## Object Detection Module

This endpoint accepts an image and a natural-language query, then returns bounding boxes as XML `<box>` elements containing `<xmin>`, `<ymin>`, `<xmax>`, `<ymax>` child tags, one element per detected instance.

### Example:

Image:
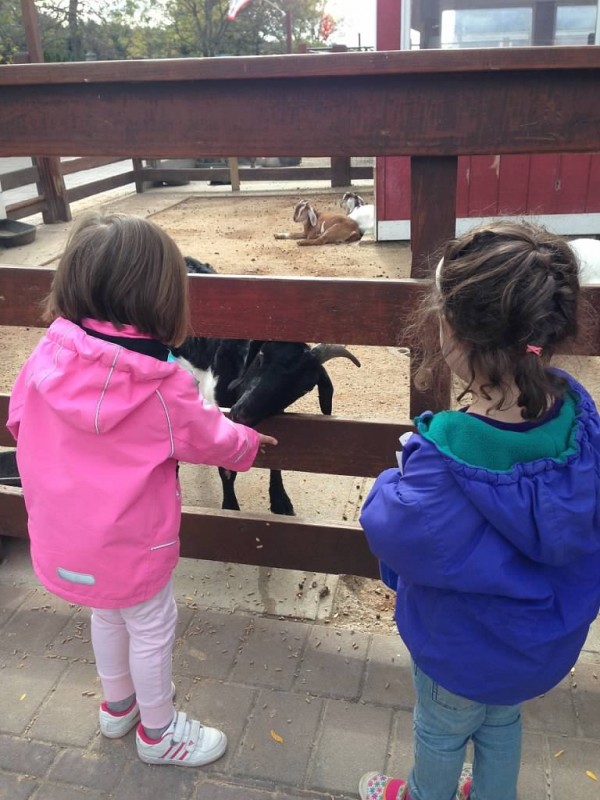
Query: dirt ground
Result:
<box><xmin>3</xmin><ymin>189</ymin><xmax>600</xmax><ymax>633</ymax></box>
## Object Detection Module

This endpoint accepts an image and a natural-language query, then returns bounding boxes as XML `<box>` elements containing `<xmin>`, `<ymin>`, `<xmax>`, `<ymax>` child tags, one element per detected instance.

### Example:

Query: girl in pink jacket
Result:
<box><xmin>7</xmin><ymin>212</ymin><xmax>276</xmax><ymax>767</ymax></box>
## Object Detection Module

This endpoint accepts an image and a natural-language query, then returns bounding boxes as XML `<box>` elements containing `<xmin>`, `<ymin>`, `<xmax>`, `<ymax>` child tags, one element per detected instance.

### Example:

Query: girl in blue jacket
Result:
<box><xmin>359</xmin><ymin>221</ymin><xmax>600</xmax><ymax>800</ymax></box>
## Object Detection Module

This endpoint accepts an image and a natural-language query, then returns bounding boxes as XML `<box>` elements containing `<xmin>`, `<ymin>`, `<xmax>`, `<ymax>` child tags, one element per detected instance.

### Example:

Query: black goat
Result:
<box><xmin>172</xmin><ymin>256</ymin><xmax>361</xmax><ymax>515</ymax></box>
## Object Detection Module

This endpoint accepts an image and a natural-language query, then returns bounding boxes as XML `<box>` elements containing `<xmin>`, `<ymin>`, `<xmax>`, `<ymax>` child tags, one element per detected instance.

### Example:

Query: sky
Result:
<box><xmin>324</xmin><ymin>0</ymin><xmax>377</xmax><ymax>49</ymax></box>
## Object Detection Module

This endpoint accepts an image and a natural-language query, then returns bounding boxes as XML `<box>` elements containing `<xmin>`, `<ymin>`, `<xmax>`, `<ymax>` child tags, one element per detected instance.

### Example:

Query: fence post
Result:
<box><xmin>408</xmin><ymin>156</ymin><xmax>457</xmax><ymax>416</ymax></box>
<box><xmin>227</xmin><ymin>158</ymin><xmax>241</xmax><ymax>192</ymax></box>
<box><xmin>20</xmin><ymin>0</ymin><xmax>71</xmax><ymax>223</ymax></box>
<box><xmin>132</xmin><ymin>158</ymin><xmax>153</xmax><ymax>193</ymax></box>
<box><xmin>330</xmin><ymin>157</ymin><xmax>352</xmax><ymax>187</ymax></box>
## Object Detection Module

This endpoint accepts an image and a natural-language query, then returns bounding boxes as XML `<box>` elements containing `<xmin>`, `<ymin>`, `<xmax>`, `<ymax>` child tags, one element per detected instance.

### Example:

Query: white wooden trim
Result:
<box><xmin>400</xmin><ymin>0</ymin><xmax>412</xmax><ymax>51</ymax></box>
<box><xmin>377</xmin><ymin>219</ymin><xmax>411</xmax><ymax>240</ymax></box>
<box><xmin>378</xmin><ymin>214</ymin><xmax>600</xmax><ymax>242</ymax></box>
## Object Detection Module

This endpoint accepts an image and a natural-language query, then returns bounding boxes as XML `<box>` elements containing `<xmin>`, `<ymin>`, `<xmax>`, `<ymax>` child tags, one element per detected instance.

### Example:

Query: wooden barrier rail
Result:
<box><xmin>3</xmin><ymin>47</ymin><xmax>597</xmax><ymax>272</ymax></box>
<box><xmin>0</xmin><ymin>47</ymin><xmax>599</xmax><ymax>575</ymax></box>
<box><xmin>3</xmin><ymin>156</ymin><xmax>371</xmax><ymax>220</ymax></box>
<box><xmin>3</xmin><ymin>157</ymin><xmax>134</xmax><ymax>222</ymax></box>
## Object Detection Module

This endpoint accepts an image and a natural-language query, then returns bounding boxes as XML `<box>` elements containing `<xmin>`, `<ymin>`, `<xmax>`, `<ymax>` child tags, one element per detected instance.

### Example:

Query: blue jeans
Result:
<box><xmin>407</xmin><ymin>664</ymin><xmax>521</xmax><ymax>800</ymax></box>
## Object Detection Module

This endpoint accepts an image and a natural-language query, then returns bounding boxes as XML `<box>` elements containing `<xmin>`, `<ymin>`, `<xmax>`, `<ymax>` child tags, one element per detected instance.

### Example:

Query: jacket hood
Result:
<box><xmin>414</xmin><ymin>372</ymin><xmax>600</xmax><ymax>567</ymax></box>
<box><xmin>32</xmin><ymin>318</ymin><xmax>180</xmax><ymax>434</ymax></box>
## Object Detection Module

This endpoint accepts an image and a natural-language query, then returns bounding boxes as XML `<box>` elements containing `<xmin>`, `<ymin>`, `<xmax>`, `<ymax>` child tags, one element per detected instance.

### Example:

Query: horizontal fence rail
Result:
<box><xmin>2</xmin><ymin>268</ymin><xmax>600</xmax><ymax>352</ymax></box>
<box><xmin>1</xmin><ymin>49</ymin><xmax>599</xmax><ymax>159</ymax></box>
<box><xmin>3</xmin><ymin>157</ymin><xmax>135</xmax><ymax>221</ymax></box>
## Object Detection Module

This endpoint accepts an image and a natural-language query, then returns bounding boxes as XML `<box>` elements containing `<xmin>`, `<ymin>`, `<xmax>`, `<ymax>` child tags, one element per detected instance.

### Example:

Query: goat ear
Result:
<box><xmin>316</xmin><ymin>367</ymin><xmax>334</xmax><ymax>415</ymax></box>
<box><xmin>308</xmin><ymin>207</ymin><xmax>317</xmax><ymax>227</ymax></box>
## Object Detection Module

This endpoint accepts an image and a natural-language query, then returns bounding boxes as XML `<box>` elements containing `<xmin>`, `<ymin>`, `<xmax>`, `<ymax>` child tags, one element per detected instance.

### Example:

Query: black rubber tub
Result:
<box><xmin>0</xmin><ymin>219</ymin><xmax>37</xmax><ymax>248</ymax></box>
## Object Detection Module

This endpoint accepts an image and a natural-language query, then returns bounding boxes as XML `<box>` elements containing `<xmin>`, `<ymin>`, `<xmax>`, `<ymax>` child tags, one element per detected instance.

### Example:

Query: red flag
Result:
<box><xmin>227</xmin><ymin>0</ymin><xmax>253</xmax><ymax>20</ymax></box>
<box><xmin>319</xmin><ymin>13</ymin><xmax>336</xmax><ymax>41</ymax></box>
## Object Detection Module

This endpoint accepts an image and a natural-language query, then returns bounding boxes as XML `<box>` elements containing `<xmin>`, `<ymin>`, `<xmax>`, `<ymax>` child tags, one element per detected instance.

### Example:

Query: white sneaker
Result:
<box><xmin>99</xmin><ymin>682</ymin><xmax>176</xmax><ymax>739</ymax></box>
<box><xmin>136</xmin><ymin>711</ymin><xmax>227</xmax><ymax>767</ymax></box>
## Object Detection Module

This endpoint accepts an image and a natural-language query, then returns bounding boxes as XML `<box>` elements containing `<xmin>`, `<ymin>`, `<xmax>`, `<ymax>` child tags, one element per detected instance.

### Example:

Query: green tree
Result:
<box><xmin>0</xmin><ymin>0</ymin><xmax>333</xmax><ymax>63</ymax></box>
<box><xmin>162</xmin><ymin>0</ymin><xmax>328</xmax><ymax>57</ymax></box>
<box><xmin>0</xmin><ymin>0</ymin><xmax>28</xmax><ymax>62</ymax></box>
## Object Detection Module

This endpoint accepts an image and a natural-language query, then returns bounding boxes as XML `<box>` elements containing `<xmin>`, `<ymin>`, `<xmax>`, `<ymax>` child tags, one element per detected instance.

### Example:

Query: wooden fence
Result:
<box><xmin>0</xmin><ymin>47</ymin><xmax>599</xmax><ymax>576</ymax></box>
<box><xmin>3</xmin><ymin>156</ymin><xmax>371</xmax><ymax>221</ymax></box>
<box><xmin>3</xmin><ymin>156</ymin><xmax>134</xmax><ymax>221</ymax></box>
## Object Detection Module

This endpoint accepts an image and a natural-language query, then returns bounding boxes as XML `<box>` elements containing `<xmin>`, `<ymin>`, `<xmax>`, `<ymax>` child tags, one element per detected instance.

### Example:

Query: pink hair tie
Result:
<box><xmin>526</xmin><ymin>344</ymin><xmax>543</xmax><ymax>356</ymax></box>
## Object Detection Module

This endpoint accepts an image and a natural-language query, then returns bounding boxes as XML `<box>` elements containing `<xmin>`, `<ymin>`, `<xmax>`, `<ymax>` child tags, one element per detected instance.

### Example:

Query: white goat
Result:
<box><xmin>569</xmin><ymin>238</ymin><xmax>600</xmax><ymax>284</ymax></box>
<box><xmin>274</xmin><ymin>200</ymin><xmax>361</xmax><ymax>246</ymax></box>
<box><xmin>340</xmin><ymin>192</ymin><xmax>375</xmax><ymax>236</ymax></box>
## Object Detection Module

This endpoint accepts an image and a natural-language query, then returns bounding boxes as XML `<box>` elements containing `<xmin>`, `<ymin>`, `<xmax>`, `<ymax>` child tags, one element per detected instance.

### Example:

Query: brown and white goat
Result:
<box><xmin>274</xmin><ymin>200</ymin><xmax>361</xmax><ymax>246</ymax></box>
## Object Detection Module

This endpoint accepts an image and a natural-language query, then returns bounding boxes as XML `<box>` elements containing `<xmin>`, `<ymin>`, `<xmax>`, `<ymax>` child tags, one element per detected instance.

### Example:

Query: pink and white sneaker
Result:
<box><xmin>99</xmin><ymin>697</ymin><xmax>141</xmax><ymax>739</ymax></box>
<box><xmin>359</xmin><ymin>772</ymin><xmax>409</xmax><ymax>800</ymax></box>
<box><xmin>456</xmin><ymin>765</ymin><xmax>473</xmax><ymax>800</ymax></box>
<box><xmin>99</xmin><ymin>682</ymin><xmax>176</xmax><ymax>739</ymax></box>
<box><xmin>136</xmin><ymin>711</ymin><xmax>227</xmax><ymax>767</ymax></box>
<box><xmin>358</xmin><ymin>766</ymin><xmax>473</xmax><ymax>800</ymax></box>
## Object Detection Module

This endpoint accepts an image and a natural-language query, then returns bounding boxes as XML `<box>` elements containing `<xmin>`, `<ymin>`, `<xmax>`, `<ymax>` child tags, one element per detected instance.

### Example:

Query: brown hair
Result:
<box><xmin>412</xmin><ymin>220</ymin><xmax>580</xmax><ymax>419</ymax></box>
<box><xmin>44</xmin><ymin>213</ymin><xmax>190</xmax><ymax>346</ymax></box>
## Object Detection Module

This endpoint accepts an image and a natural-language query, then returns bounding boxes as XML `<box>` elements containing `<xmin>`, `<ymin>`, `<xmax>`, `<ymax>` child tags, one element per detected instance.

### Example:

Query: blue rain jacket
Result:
<box><xmin>360</xmin><ymin>371</ymin><xmax>600</xmax><ymax>704</ymax></box>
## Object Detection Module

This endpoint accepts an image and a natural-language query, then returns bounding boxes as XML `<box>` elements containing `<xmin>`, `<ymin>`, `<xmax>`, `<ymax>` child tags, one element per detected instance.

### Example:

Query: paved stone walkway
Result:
<box><xmin>0</xmin><ymin>537</ymin><xmax>599</xmax><ymax>800</ymax></box>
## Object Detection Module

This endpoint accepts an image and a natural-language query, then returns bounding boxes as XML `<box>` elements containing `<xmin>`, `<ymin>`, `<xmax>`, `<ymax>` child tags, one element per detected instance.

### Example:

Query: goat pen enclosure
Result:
<box><xmin>0</xmin><ymin>48</ymin><xmax>600</xmax><ymax>578</ymax></box>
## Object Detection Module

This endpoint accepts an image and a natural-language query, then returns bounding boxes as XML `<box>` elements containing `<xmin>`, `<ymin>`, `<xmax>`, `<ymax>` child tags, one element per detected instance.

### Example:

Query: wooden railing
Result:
<box><xmin>133</xmin><ymin>157</ymin><xmax>371</xmax><ymax>193</ymax></box>
<box><xmin>2</xmin><ymin>156</ymin><xmax>370</xmax><ymax>220</ymax></box>
<box><xmin>3</xmin><ymin>157</ymin><xmax>135</xmax><ymax>221</ymax></box>
<box><xmin>0</xmin><ymin>47</ymin><xmax>599</xmax><ymax>575</ymax></box>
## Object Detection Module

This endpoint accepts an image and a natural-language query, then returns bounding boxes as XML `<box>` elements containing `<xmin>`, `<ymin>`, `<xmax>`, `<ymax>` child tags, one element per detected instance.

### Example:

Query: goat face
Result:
<box><xmin>227</xmin><ymin>342</ymin><xmax>331</xmax><ymax>427</ymax></box>
<box><xmin>228</xmin><ymin>342</ymin><xmax>361</xmax><ymax>426</ymax></box>
<box><xmin>340</xmin><ymin>192</ymin><xmax>365</xmax><ymax>214</ymax></box>
<box><xmin>293</xmin><ymin>201</ymin><xmax>317</xmax><ymax>228</ymax></box>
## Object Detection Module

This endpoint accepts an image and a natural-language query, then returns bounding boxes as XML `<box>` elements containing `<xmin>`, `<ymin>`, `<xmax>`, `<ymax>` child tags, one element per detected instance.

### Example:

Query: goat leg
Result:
<box><xmin>219</xmin><ymin>466</ymin><xmax>241</xmax><ymax>511</ymax></box>
<box><xmin>269</xmin><ymin>470</ymin><xmax>295</xmax><ymax>516</ymax></box>
<box><xmin>274</xmin><ymin>231</ymin><xmax>305</xmax><ymax>240</ymax></box>
<box><xmin>297</xmin><ymin>223</ymin><xmax>361</xmax><ymax>246</ymax></box>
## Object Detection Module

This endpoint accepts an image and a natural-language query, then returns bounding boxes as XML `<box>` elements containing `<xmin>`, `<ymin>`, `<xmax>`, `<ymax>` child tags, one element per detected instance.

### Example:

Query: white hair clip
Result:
<box><xmin>435</xmin><ymin>257</ymin><xmax>444</xmax><ymax>290</ymax></box>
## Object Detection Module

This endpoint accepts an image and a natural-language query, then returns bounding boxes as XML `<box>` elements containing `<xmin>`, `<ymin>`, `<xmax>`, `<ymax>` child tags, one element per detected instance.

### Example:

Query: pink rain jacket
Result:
<box><xmin>7</xmin><ymin>317</ymin><xmax>260</xmax><ymax>609</ymax></box>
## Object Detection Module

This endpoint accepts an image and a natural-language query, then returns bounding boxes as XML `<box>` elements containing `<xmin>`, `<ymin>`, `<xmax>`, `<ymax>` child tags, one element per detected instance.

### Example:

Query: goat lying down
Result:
<box><xmin>340</xmin><ymin>192</ymin><xmax>375</xmax><ymax>237</ymax></box>
<box><xmin>173</xmin><ymin>257</ymin><xmax>361</xmax><ymax>515</ymax></box>
<box><xmin>274</xmin><ymin>200</ymin><xmax>361</xmax><ymax>246</ymax></box>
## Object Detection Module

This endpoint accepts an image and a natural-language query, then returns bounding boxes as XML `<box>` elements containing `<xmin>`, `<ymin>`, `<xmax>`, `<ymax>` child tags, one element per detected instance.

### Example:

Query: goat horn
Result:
<box><xmin>311</xmin><ymin>344</ymin><xmax>361</xmax><ymax>367</ymax></box>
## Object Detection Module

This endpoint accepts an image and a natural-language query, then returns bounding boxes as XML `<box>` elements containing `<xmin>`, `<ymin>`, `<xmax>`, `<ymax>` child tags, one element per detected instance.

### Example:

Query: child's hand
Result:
<box><xmin>258</xmin><ymin>433</ymin><xmax>278</xmax><ymax>450</ymax></box>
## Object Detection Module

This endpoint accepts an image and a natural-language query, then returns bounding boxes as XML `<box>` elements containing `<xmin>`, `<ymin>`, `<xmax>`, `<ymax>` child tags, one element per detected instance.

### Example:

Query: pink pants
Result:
<box><xmin>91</xmin><ymin>579</ymin><xmax>177</xmax><ymax>729</ymax></box>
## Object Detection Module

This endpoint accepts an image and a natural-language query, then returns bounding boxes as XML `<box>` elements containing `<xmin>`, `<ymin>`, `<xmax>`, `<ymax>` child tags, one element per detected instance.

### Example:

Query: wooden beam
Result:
<box><xmin>0</xmin><ymin>267</ymin><xmax>428</xmax><ymax>345</ymax></box>
<box><xmin>330</xmin><ymin>157</ymin><xmax>352</xmax><ymax>187</ymax></box>
<box><xmin>19</xmin><ymin>0</ymin><xmax>71</xmax><ymax>223</ymax></box>
<box><xmin>227</xmin><ymin>157</ymin><xmax>240</xmax><ymax>192</ymax></box>
<box><xmin>0</xmin><ymin>394</ymin><xmax>412</xmax><ymax>474</ymax></box>
<box><xmin>2</xmin><ymin>267</ymin><xmax>600</xmax><ymax>353</ymax></box>
<box><xmin>66</xmin><ymin>171</ymin><xmax>135</xmax><ymax>203</ymax></box>
<box><xmin>409</xmin><ymin>156</ymin><xmax>457</xmax><ymax>414</ymax></box>
<box><xmin>60</xmin><ymin>156</ymin><xmax>129</xmax><ymax>175</ymax></box>
<box><xmin>179</xmin><ymin>505</ymin><xmax>380</xmax><ymax>578</ymax></box>
<box><xmin>0</xmin><ymin>488</ymin><xmax>380</xmax><ymax>578</ymax></box>
<box><xmin>1</xmin><ymin>50</ymin><xmax>598</xmax><ymax>159</ymax></box>
<box><xmin>20</xmin><ymin>0</ymin><xmax>43</xmax><ymax>62</ymax></box>
<box><xmin>410</xmin><ymin>156</ymin><xmax>457</xmax><ymax>278</ymax></box>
